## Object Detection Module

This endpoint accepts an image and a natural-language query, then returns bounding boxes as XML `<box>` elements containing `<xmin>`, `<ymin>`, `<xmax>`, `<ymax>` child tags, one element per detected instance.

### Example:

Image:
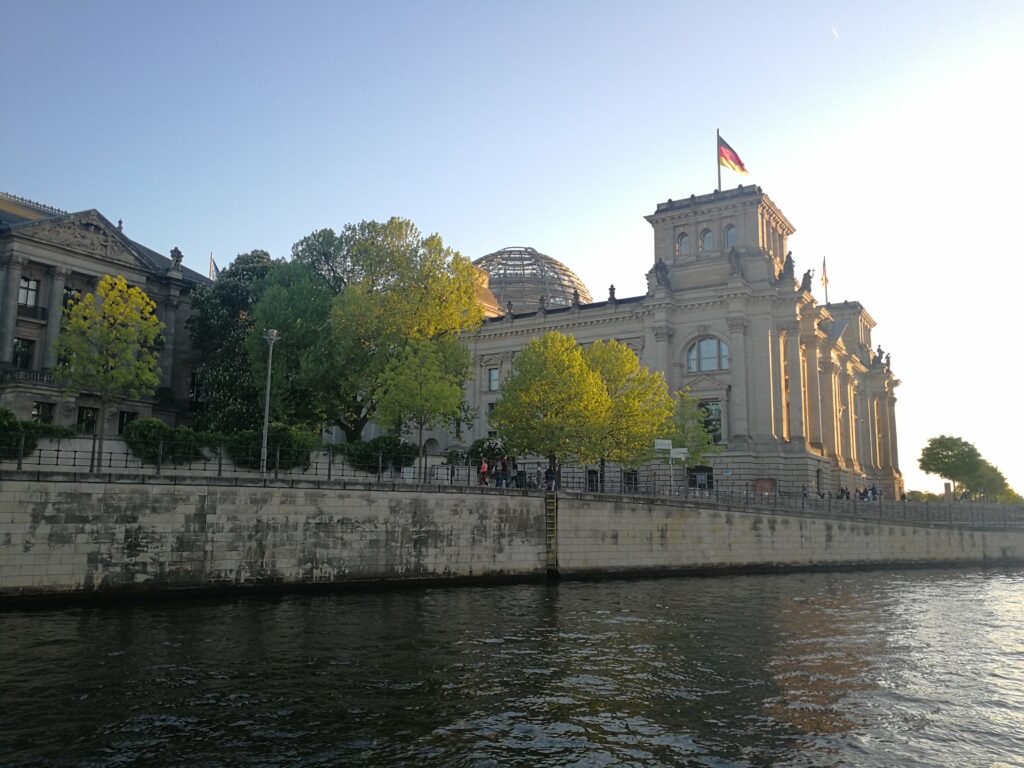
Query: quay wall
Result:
<box><xmin>1</xmin><ymin>475</ymin><xmax>1023</xmax><ymax>598</ymax></box>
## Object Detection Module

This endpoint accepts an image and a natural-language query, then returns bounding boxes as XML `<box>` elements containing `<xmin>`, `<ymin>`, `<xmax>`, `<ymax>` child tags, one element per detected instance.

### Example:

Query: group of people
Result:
<box><xmin>478</xmin><ymin>457</ymin><xmax>557</xmax><ymax>491</ymax></box>
<box><xmin>803</xmin><ymin>484</ymin><xmax>885</xmax><ymax>501</ymax></box>
<box><xmin>478</xmin><ymin>456</ymin><xmax>514</xmax><ymax>487</ymax></box>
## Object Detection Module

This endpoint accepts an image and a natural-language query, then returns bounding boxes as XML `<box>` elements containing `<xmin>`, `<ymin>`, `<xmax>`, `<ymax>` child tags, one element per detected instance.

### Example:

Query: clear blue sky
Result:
<box><xmin>4</xmin><ymin>0</ymin><xmax>1022</xmax><ymax>493</ymax></box>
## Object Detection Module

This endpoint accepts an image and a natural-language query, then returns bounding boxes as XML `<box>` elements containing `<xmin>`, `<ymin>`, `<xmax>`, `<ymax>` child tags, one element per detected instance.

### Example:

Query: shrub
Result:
<box><xmin>0</xmin><ymin>408</ymin><xmax>75</xmax><ymax>460</ymax></box>
<box><xmin>122</xmin><ymin>418</ymin><xmax>206</xmax><ymax>465</ymax></box>
<box><xmin>336</xmin><ymin>435</ymin><xmax>418</xmax><ymax>473</ymax></box>
<box><xmin>225</xmin><ymin>423</ymin><xmax>316</xmax><ymax>470</ymax></box>
<box><xmin>467</xmin><ymin>436</ymin><xmax>506</xmax><ymax>467</ymax></box>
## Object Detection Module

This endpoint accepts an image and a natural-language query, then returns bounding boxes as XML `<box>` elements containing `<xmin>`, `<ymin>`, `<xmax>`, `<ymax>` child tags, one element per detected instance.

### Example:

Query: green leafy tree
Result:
<box><xmin>254</xmin><ymin>218</ymin><xmax>483</xmax><ymax>441</ymax></box>
<box><xmin>374</xmin><ymin>337</ymin><xmax>470</xmax><ymax>478</ymax></box>
<box><xmin>663</xmin><ymin>387</ymin><xmax>722</xmax><ymax>468</ymax></box>
<box><xmin>187</xmin><ymin>250</ymin><xmax>280</xmax><ymax>433</ymax></box>
<box><xmin>919</xmin><ymin>434</ymin><xmax>1019</xmax><ymax>500</ymax></box>
<box><xmin>490</xmin><ymin>332</ymin><xmax>611</xmax><ymax>471</ymax></box>
<box><xmin>53</xmin><ymin>274</ymin><xmax>164</xmax><ymax>466</ymax></box>
<box><xmin>584</xmin><ymin>339</ymin><xmax>675</xmax><ymax>488</ymax></box>
<box><xmin>919</xmin><ymin>435</ymin><xmax>982</xmax><ymax>495</ymax></box>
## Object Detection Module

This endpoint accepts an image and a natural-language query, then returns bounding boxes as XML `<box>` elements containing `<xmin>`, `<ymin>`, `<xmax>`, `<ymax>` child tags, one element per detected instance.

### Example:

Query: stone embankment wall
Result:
<box><xmin>1</xmin><ymin>474</ymin><xmax>1022</xmax><ymax>598</ymax></box>
<box><xmin>555</xmin><ymin>496</ymin><xmax>1024</xmax><ymax>574</ymax></box>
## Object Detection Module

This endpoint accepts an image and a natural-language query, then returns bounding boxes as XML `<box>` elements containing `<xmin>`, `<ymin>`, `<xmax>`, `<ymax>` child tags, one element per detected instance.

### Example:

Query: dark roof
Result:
<box><xmin>0</xmin><ymin>192</ymin><xmax>209</xmax><ymax>285</ymax></box>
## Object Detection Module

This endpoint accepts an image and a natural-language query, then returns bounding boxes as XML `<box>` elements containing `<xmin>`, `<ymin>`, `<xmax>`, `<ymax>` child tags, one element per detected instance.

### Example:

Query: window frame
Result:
<box><xmin>686</xmin><ymin>336</ymin><xmax>730</xmax><ymax>372</ymax></box>
<box><xmin>18</xmin><ymin>277</ymin><xmax>39</xmax><ymax>307</ymax></box>
<box><xmin>12</xmin><ymin>338</ymin><xmax>35</xmax><ymax>370</ymax></box>
<box><xmin>487</xmin><ymin>367</ymin><xmax>500</xmax><ymax>391</ymax></box>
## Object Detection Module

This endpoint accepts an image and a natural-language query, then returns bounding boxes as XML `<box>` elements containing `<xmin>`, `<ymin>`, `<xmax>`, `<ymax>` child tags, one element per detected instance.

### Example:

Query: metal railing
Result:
<box><xmin>2</xmin><ymin>435</ymin><xmax>1022</xmax><ymax>528</ymax></box>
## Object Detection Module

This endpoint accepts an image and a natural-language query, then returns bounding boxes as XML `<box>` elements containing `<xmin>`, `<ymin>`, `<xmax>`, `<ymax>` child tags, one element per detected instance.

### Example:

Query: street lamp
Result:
<box><xmin>259</xmin><ymin>329</ymin><xmax>280</xmax><ymax>478</ymax></box>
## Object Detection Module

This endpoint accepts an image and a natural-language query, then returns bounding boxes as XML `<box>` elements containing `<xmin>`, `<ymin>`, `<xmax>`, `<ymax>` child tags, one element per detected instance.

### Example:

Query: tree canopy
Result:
<box><xmin>584</xmin><ymin>339</ymin><xmax>675</xmax><ymax>467</ymax></box>
<box><xmin>490</xmin><ymin>332</ymin><xmax>611</xmax><ymax>468</ymax></box>
<box><xmin>374</xmin><ymin>337</ymin><xmax>470</xmax><ymax>477</ymax></box>
<box><xmin>256</xmin><ymin>217</ymin><xmax>482</xmax><ymax>440</ymax></box>
<box><xmin>54</xmin><ymin>274</ymin><xmax>164</xmax><ymax>457</ymax></box>
<box><xmin>919</xmin><ymin>435</ymin><xmax>1017</xmax><ymax>500</ymax></box>
<box><xmin>187</xmin><ymin>250</ymin><xmax>280</xmax><ymax>433</ymax></box>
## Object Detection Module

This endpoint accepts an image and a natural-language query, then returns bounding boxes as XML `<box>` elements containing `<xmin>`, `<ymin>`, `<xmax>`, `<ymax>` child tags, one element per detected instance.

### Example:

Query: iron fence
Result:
<box><xmin>1</xmin><ymin>434</ymin><xmax>1022</xmax><ymax>529</ymax></box>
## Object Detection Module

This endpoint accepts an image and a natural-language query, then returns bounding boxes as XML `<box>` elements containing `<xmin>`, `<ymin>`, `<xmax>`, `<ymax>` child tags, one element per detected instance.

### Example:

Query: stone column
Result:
<box><xmin>803</xmin><ymin>339</ymin><xmax>823</xmax><ymax>448</ymax></box>
<box><xmin>771</xmin><ymin>327</ymin><xmax>786</xmax><ymax>439</ymax></box>
<box><xmin>820</xmin><ymin>359</ymin><xmax>838</xmax><ymax>458</ymax></box>
<box><xmin>886</xmin><ymin>391</ymin><xmax>900</xmax><ymax>471</ymax></box>
<box><xmin>653</xmin><ymin>325</ymin><xmax>674</xmax><ymax>389</ymax></box>
<box><xmin>43</xmin><ymin>267</ymin><xmax>69</xmax><ymax>369</ymax></box>
<box><xmin>749</xmin><ymin>315</ymin><xmax>776</xmax><ymax>439</ymax></box>
<box><xmin>0</xmin><ymin>255</ymin><xmax>25</xmax><ymax>366</ymax></box>
<box><xmin>837</xmin><ymin>365</ymin><xmax>854</xmax><ymax>463</ymax></box>
<box><xmin>159</xmin><ymin>298</ymin><xmax>179</xmax><ymax>388</ymax></box>
<box><xmin>782</xmin><ymin>322</ymin><xmax>806</xmax><ymax>444</ymax></box>
<box><xmin>727</xmin><ymin>317</ymin><xmax>749</xmax><ymax>438</ymax></box>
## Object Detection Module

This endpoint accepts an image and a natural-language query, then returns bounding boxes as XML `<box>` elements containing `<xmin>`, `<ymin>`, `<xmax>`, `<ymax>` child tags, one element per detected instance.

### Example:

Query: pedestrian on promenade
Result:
<box><xmin>479</xmin><ymin>458</ymin><xmax>489</xmax><ymax>486</ymax></box>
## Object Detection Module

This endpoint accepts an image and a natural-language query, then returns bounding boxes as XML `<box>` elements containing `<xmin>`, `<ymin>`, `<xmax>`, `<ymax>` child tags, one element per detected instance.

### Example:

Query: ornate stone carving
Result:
<box><xmin>727</xmin><ymin>316</ymin><xmax>748</xmax><ymax>333</ymax></box>
<box><xmin>25</xmin><ymin>213</ymin><xmax>138</xmax><ymax>266</ymax></box>
<box><xmin>652</xmin><ymin>325</ymin><xmax>674</xmax><ymax>342</ymax></box>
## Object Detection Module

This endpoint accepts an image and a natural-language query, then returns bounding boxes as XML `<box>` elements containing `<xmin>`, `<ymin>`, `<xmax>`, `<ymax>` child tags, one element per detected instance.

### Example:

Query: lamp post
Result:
<box><xmin>259</xmin><ymin>329</ymin><xmax>280</xmax><ymax>478</ymax></box>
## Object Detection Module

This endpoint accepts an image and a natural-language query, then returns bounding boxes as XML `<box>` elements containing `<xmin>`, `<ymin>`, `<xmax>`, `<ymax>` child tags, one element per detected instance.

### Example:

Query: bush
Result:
<box><xmin>0</xmin><ymin>408</ymin><xmax>75</xmax><ymax>460</ymax></box>
<box><xmin>335</xmin><ymin>435</ymin><xmax>418</xmax><ymax>473</ymax></box>
<box><xmin>225</xmin><ymin>423</ymin><xmax>317</xmax><ymax>470</ymax></box>
<box><xmin>122</xmin><ymin>418</ymin><xmax>206</xmax><ymax>465</ymax></box>
<box><xmin>467</xmin><ymin>437</ymin><xmax>506</xmax><ymax>467</ymax></box>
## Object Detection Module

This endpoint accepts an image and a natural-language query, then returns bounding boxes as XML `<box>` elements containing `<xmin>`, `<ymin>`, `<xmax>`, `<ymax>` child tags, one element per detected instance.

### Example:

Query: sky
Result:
<box><xmin>3</xmin><ymin>0</ymin><xmax>1022</xmax><ymax>493</ymax></box>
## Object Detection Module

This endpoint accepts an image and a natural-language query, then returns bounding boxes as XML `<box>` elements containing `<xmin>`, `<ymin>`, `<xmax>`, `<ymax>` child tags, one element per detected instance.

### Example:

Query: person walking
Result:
<box><xmin>479</xmin><ymin>458</ymin><xmax>489</xmax><ymax>486</ymax></box>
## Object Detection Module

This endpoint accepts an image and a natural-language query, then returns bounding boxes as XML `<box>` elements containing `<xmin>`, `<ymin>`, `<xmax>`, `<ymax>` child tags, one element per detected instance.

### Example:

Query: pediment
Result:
<box><xmin>681</xmin><ymin>373</ymin><xmax>728</xmax><ymax>393</ymax></box>
<box><xmin>12</xmin><ymin>211</ymin><xmax>151</xmax><ymax>270</ymax></box>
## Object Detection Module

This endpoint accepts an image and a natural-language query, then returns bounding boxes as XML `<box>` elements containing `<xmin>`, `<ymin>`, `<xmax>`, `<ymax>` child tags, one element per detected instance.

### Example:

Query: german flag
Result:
<box><xmin>718</xmin><ymin>135</ymin><xmax>748</xmax><ymax>175</ymax></box>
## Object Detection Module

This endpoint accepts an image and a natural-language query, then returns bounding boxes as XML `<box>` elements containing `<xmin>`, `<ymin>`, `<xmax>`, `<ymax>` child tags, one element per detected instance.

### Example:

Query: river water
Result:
<box><xmin>2</xmin><ymin>568</ymin><xmax>1023</xmax><ymax>767</ymax></box>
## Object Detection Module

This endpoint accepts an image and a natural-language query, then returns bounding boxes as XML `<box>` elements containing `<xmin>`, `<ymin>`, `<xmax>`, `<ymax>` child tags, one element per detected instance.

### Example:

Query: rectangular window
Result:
<box><xmin>18</xmin><ymin>278</ymin><xmax>39</xmax><ymax>306</ymax></box>
<box><xmin>12</xmin><ymin>338</ymin><xmax>35</xmax><ymax>370</ymax></box>
<box><xmin>701</xmin><ymin>399</ymin><xmax>722</xmax><ymax>444</ymax></box>
<box><xmin>118</xmin><ymin>411</ymin><xmax>139</xmax><ymax>434</ymax></box>
<box><xmin>488</xmin><ymin>367</ymin><xmax>500</xmax><ymax>391</ymax></box>
<box><xmin>76</xmin><ymin>406</ymin><xmax>98</xmax><ymax>435</ymax></box>
<box><xmin>31</xmin><ymin>402</ymin><xmax>55</xmax><ymax>424</ymax></box>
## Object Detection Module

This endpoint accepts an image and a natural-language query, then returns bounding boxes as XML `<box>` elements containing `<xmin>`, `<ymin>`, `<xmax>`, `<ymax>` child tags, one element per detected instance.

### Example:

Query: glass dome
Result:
<box><xmin>473</xmin><ymin>247</ymin><xmax>592</xmax><ymax>314</ymax></box>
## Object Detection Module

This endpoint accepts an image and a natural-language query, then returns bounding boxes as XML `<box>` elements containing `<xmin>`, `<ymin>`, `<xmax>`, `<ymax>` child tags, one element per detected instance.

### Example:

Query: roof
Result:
<box><xmin>0</xmin><ymin>192</ymin><xmax>209</xmax><ymax>285</ymax></box>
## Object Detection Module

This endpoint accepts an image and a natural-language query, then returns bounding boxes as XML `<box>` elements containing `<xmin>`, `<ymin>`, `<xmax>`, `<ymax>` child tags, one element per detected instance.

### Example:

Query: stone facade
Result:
<box><xmin>0</xmin><ymin>192</ymin><xmax>209</xmax><ymax>430</ymax></box>
<box><xmin>462</xmin><ymin>186</ymin><xmax>903</xmax><ymax>498</ymax></box>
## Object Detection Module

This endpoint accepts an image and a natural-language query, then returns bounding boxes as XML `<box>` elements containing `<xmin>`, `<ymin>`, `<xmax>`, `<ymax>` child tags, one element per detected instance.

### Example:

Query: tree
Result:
<box><xmin>919</xmin><ymin>435</ymin><xmax>982</xmax><ymax>495</ymax></box>
<box><xmin>490</xmin><ymin>332</ymin><xmax>611</xmax><ymax>470</ymax></box>
<box><xmin>663</xmin><ymin>388</ymin><xmax>722</xmax><ymax>469</ymax></box>
<box><xmin>254</xmin><ymin>218</ymin><xmax>483</xmax><ymax>441</ymax></box>
<box><xmin>584</xmin><ymin>339</ymin><xmax>675</xmax><ymax>488</ymax></box>
<box><xmin>54</xmin><ymin>274</ymin><xmax>164</xmax><ymax>467</ymax></box>
<box><xmin>187</xmin><ymin>250</ymin><xmax>280</xmax><ymax>433</ymax></box>
<box><xmin>374</xmin><ymin>337</ymin><xmax>470</xmax><ymax>479</ymax></box>
<box><xmin>919</xmin><ymin>434</ymin><xmax>1019</xmax><ymax>500</ymax></box>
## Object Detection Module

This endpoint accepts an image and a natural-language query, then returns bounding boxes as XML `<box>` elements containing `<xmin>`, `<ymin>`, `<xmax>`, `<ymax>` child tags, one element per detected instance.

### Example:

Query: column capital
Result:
<box><xmin>48</xmin><ymin>265</ymin><xmax>72</xmax><ymax>279</ymax></box>
<box><xmin>779</xmin><ymin>320</ymin><xmax>801</xmax><ymax>337</ymax></box>
<box><xmin>727</xmin><ymin>316</ymin><xmax>748</xmax><ymax>333</ymax></box>
<box><xmin>653</xmin><ymin>325</ymin><xmax>674</xmax><ymax>342</ymax></box>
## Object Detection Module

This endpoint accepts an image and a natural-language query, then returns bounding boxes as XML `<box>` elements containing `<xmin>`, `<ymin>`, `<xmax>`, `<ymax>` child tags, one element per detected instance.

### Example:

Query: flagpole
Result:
<box><xmin>716</xmin><ymin>128</ymin><xmax>721</xmax><ymax>192</ymax></box>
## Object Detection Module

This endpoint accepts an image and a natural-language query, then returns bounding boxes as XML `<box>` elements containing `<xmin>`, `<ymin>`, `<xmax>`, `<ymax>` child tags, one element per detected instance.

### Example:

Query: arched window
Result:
<box><xmin>676</xmin><ymin>232</ymin><xmax>690</xmax><ymax>255</ymax></box>
<box><xmin>725</xmin><ymin>225</ymin><xmax>737</xmax><ymax>249</ymax></box>
<box><xmin>687</xmin><ymin>337</ymin><xmax>730</xmax><ymax>372</ymax></box>
<box><xmin>701</xmin><ymin>229</ymin><xmax>714</xmax><ymax>253</ymax></box>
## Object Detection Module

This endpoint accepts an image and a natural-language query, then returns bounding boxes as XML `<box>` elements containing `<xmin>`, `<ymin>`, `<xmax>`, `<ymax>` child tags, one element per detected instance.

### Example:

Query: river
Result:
<box><xmin>2</xmin><ymin>568</ymin><xmax>1023</xmax><ymax>767</ymax></box>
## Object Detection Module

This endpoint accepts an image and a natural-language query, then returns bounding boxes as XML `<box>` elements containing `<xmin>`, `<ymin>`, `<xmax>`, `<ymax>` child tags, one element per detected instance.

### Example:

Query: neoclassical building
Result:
<box><xmin>461</xmin><ymin>186</ymin><xmax>903</xmax><ymax>497</ymax></box>
<box><xmin>0</xmin><ymin>192</ymin><xmax>208</xmax><ymax>432</ymax></box>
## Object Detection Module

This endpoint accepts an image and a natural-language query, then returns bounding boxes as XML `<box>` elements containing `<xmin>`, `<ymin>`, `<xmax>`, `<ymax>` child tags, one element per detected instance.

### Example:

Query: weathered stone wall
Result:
<box><xmin>2</xmin><ymin>476</ymin><xmax>1022</xmax><ymax>598</ymax></box>
<box><xmin>555</xmin><ymin>495</ymin><xmax>1024</xmax><ymax>574</ymax></box>
<box><xmin>0</xmin><ymin>476</ymin><xmax>547</xmax><ymax>596</ymax></box>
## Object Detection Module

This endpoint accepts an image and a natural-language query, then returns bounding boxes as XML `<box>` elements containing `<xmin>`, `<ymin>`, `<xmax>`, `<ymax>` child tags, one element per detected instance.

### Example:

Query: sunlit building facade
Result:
<box><xmin>461</xmin><ymin>186</ymin><xmax>903</xmax><ymax>497</ymax></box>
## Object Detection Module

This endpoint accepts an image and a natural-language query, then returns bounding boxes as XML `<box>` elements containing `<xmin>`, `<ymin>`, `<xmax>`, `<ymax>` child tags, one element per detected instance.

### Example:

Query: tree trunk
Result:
<box><xmin>418</xmin><ymin>422</ymin><xmax>425</xmax><ymax>482</ymax></box>
<box><xmin>96</xmin><ymin>396</ymin><xmax>108</xmax><ymax>474</ymax></box>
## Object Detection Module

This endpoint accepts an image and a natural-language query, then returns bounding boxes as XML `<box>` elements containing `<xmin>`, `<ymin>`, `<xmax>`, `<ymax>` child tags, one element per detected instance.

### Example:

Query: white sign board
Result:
<box><xmin>721</xmin><ymin>468</ymin><xmax>733</xmax><ymax>476</ymax></box>
<box><xmin>654</xmin><ymin>439</ymin><xmax>672</xmax><ymax>450</ymax></box>
<box><xmin>670</xmin><ymin>447</ymin><xmax>689</xmax><ymax>459</ymax></box>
